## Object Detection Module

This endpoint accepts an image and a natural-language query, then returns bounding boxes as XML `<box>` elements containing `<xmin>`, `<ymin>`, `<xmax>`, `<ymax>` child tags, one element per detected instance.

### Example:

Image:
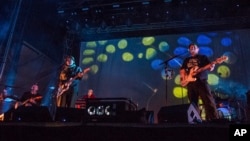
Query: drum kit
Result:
<box><xmin>213</xmin><ymin>88</ymin><xmax>246</xmax><ymax>122</ymax></box>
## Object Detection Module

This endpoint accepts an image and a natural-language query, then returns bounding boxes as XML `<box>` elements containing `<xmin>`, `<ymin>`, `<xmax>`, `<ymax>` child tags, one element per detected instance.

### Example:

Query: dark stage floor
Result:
<box><xmin>1</xmin><ymin>101</ymin><xmax>249</xmax><ymax>141</ymax></box>
<box><xmin>0</xmin><ymin>121</ymin><xmax>232</xmax><ymax>141</ymax></box>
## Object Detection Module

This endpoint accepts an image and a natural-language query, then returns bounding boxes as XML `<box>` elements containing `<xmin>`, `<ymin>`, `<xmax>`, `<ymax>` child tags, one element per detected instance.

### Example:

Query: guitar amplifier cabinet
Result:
<box><xmin>9</xmin><ymin>106</ymin><xmax>53</xmax><ymax>122</ymax></box>
<box><xmin>157</xmin><ymin>103</ymin><xmax>201</xmax><ymax>123</ymax></box>
<box><xmin>84</xmin><ymin>97</ymin><xmax>138</xmax><ymax>123</ymax></box>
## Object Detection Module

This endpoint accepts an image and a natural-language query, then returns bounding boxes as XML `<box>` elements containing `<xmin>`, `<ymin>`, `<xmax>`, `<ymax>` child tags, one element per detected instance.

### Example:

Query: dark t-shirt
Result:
<box><xmin>180</xmin><ymin>54</ymin><xmax>211</xmax><ymax>80</ymax></box>
<box><xmin>58</xmin><ymin>65</ymin><xmax>82</xmax><ymax>87</ymax></box>
<box><xmin>20</xmin><ymin>92</ymin><xmax>42</xmax><ymax>106</ymax></box>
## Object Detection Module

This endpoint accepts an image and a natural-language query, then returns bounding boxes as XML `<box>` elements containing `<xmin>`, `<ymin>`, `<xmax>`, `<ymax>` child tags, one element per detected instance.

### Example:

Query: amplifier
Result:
<box><xmin>84</xmin><ymin>97</ymin><xmax>138</xmax><ymax>122</ymax></box>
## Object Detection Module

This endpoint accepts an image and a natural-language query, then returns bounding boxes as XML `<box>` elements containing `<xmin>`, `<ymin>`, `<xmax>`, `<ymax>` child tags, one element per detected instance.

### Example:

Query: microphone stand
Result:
<box><xmin>146</xmin><ymin>89</ymin><xmax>157</xmax><ymax>110</ymax></box>
<box><xmin>159</xmin><ymin>52</ymin><xmax>188</xmax><ymax>105</ymax></box>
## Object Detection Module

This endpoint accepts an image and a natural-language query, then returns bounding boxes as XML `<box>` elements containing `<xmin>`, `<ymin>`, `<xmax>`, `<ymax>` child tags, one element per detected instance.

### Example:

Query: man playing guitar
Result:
<box><xmin>179</xmin><ymin>43</ymin><xmax>227</xmax><ymax>122</ymax></box>
<box><xmin>15</xmin><ymin>84</ymin><xmax>42</xmax><ymax>109</ymax></box>
<box><xmin>57</xmin><ymin>55</ymin><xmax>90</xmax><ymax>108</ymax></box>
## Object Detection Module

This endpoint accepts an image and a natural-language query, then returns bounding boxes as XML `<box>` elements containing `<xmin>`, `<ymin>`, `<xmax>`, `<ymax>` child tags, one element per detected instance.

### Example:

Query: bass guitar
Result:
<box><xmin>14</xmin><ymin>96</ymin><xmax>42</xmax><ymax>109</ymax></box>
<box><xmin>180</xmin><ymin>56</ymin><xmax>228</xmax><ymax>87</ymax></box>
<box><xmin>56</xmin><ymin>68</ymin><xmax>90</xmax><ymax>98</ymax></box>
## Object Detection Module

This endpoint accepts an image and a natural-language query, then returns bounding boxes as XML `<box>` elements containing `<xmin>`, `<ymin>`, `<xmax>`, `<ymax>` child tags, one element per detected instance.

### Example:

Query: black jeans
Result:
<box><xmin>187</xmin><ymin>79</ymin><xmax>219</xmax><ymax>120</ymax></box>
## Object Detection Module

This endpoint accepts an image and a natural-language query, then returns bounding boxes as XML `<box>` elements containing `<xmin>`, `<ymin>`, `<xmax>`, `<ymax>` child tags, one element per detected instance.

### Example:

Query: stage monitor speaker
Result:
<box><xmin>11</xmin><ymin>106</ymin><xmax>53</xmax><ymax>122</ymax></box>
<box><xmin>157</xmin><ymin>104</ymin><xmax>201</xmax><ymax>123</ymax></box>
<box><xmin>117</xmin><ymin>108</ymin><xmax>154</xmax><ymax>123</ymax></box>
<box><xmin>55</xmin><ymin>107</ymin><xmax>85</xmax><ymax>122</ymax></box>
<box><xmin>158</xmin><ymin>104</ymin><xmax>189</xmax><ymax>123</ymax></box>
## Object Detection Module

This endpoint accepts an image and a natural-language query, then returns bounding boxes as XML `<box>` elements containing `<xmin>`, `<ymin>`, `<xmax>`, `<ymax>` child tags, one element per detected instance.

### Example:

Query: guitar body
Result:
<box><xmin>56</xmin><ymin>78</ymin><xmax>73</xmax><ymax>97</ymax></box>
<box><xmin>180</xmin><ymin>56</ymin><xmax>228</xmax><ymax>87</ymax></box>
<box><xmin>15</xmin><ymin>96</ymin><xmax>42</xmax><ymax>109</ymax></box>
<box><xmin>180</xmin><ymin>68</ymin><xmax>197</xmax><ymax>87</ymax></box>
<box><xmin>56</xmin><ymin>68</ymin><xmax>90</xmax><ymax>98</ymax></box>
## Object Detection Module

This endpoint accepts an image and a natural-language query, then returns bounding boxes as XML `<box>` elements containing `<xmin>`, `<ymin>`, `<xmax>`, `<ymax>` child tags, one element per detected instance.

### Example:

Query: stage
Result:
<box><xmin>1</xmin><ymin>99</ymin><xmax>249</xmax><ymax>141</ymax></box>
<box><xmin>0</xmin><ymin>121</ymin><xmax>231</xmax><ymax>141</ymax></box>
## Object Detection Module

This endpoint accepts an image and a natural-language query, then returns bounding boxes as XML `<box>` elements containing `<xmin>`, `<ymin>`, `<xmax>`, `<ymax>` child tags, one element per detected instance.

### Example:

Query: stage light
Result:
<box><xmin>164</xmin><ymin>0</ymin><xmax>172</xmax><ymax>2</ymax></box>
<box><xmin>112</xmin><ymin>4</ymin><xmax>120</xmax><ymax>8</ymax></box>
<box><xmin>57</xmin><ymin>10</ymin><xmax>64</xmax><ymax>14</ymax></box>
<box><xmin>142</xmin><ymin>1</ymin><xmax>149</xmax><ymax>5</ymax></box>
<box><xmin>82</xmin><ymin>7</ymin><xmax>89</xmax><ymax>11</ymax></box>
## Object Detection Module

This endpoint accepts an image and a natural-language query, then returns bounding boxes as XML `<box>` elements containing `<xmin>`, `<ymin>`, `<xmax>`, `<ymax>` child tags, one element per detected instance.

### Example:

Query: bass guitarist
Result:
<box><xmin>57</xmin><ymin>55</ymin><xmax>90</xmax><ymax>108</ymax></box>
<box><xmin>16</xmin><ymin>84</ymin><xmax>42</xmax><ymax>108</ymax></box>
<box><xmin>180</xmin><ymin>43</ymin><xmax>219</xmax><ymax>122</ymax></box>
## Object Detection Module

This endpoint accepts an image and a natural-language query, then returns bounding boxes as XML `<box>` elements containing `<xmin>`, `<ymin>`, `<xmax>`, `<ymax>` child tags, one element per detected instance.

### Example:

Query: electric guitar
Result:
<box><xmin>14</xmin><ymin>96</ymin><xmax>42</xmax><ymax>109</ymax></box>
<box><xmin>56</xmin><ymin>68</ymin><xmax>90</xmax><ymax>98</ymax></box>
<box><xmin>180</xmin><ymin>56</ymin><xmax>228</xmax><ymax>87</ymax></box>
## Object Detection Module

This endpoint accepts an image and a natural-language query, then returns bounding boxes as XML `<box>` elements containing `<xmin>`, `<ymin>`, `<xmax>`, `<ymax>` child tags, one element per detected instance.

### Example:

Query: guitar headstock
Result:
<box><xmin>84</xmin><ymin>67</ymin><xmax>91</xmax><ymax>73</ymax></box>
<box><xmin>215</xmin><ymin>56</ymin><xmax>228</xmax><ymax>64</ymax></box>
<box><xmin>77</xmin><ymin>68</ymin><xmax>91</xmax><ymax>77</ymax></box>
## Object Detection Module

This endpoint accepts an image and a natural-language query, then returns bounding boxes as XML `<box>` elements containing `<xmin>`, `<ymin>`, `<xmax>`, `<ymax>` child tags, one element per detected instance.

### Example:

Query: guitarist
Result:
<box><xmin>17</xmin><ymin>84</ymin><xmax>42</xmax><ymax>108</ymax></box>
<box><xmin>57</xmin><ymin>55</ymin><xmax>89</xmax><ymax>108</ymax></box>
<box><xmin>180</xmin><ymin>43</ymin><xmax>219</xmax><ymax>122</ymax></box>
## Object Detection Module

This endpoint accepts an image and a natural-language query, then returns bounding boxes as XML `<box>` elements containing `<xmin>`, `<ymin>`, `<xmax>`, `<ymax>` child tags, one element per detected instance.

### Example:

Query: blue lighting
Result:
<box><xmin>197</xmin><ymin>34</ymin><xmax>212</xmax><ymax>45</ymax></box>
<box><xmin>173</xmin><ymin>47</ymin><xmax>189</xmax><ymax>57</ymax></box>
<box><xmin>0</xmin><ymin>22</ymin><xmax>10</xmax><ymax>39</ymax></box>
<box><xmin>206</xmin><ymin>32</ymin><xmax>218</xmax><ymax>37</ymax></box>
<box><xmin>221</xmin><ymin>37</ymin><xmax>232</xmax><ymax>47</ymax></box>
<box><xmin>177</xmin><ymin>37</ymin><xmax>192</xmax><ymax>46</ymax></box>
<box><xmin>198</xmin><ymin>47</ymin><xmax>213</xmax><ymax>57</ymax></box>
<box><xmin>168</xmin><ymin>58</ymin><xmax>183</xmax><ymax>68</ymax></box>
<box><xmin>151</xmin><ymin>59</ymin><xmax>164</xmax><ymax>70</ymax></box>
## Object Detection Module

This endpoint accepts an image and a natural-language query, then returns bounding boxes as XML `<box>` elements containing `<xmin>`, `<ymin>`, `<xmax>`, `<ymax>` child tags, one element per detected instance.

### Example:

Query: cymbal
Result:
<box><xmin>213</xmin><ymin>87</ymin><xmax>230</xmax><ymax>100</ymax></box>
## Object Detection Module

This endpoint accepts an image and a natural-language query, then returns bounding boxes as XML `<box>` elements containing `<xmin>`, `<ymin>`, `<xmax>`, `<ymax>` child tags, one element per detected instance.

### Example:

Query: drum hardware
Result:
<box><xmin>216</xmin><ymin>99</ymin><xmax>247</xmax><ymax>122</ymax></box>
<box><xmin>217</xmin><ymin>107</ymin><xmax>232</xmax><ymax>121</ymax></box>
<box><xmin>213</xmin><ymin>87</ymin><xmax>230</xmax><ymax>100</ymax></box>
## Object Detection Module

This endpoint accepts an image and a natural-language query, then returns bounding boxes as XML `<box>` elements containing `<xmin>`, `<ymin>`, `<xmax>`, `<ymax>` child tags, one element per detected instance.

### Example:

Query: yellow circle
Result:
<box><xmin>118</xmin><ymin>39</ymin><xmax>128</xmax><ymax>49</ymax></box>
<box><xmin>122</xmin><ymin>52</ymin><xmax>134</xmax><ymax>62</ymax></box>
<box><xmin>207</xmin><ymin>74</ymin><xmax>219</xmax><ymax>85</ymax></box>
<box><xmin>173</xmin><ymin>87</ymin><xmax>187</xmax><ymax>98</ymax></box>
<box><xmin>217</xmin><ymin>65</ymin><xmax>230</xmax><ymax>78</ymax></box>
<box><xmin>142</xmin><ymin>37</ymin><xmax>155</xmax><ymax>46</ymax></box>
<box><xmin>106</xmin><ymin>44</ymin><xmax>116</xmax><ymax>53</ymax></box>
<box><xmin>145</xmin><ymin>48</ymin><xmax>157</xmax><ymax>60</ymax></box>
<box><xmin>97</xmin><ymin>54</ymin><xmax>108</xmax><ymax>62</ymax></box>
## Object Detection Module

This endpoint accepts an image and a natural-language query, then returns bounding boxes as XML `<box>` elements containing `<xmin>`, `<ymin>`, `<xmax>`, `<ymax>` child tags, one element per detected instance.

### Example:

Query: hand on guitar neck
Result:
<box><xmin>77</xmin><ymin>68</ymin><xmax>91</xmax><ymax>78</ymax></box>
<box><xmin>180</xmin><ymin>56</ymin><xmax>228</xmax><ymax>87</ymax></box>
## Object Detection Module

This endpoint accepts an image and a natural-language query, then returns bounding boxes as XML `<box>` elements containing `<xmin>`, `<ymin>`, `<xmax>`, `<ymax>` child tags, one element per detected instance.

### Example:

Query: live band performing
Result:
<box><xmin>0</xmin><ymin>44</ymin><xmax>249</xmax><ymax>124</ymax></box>
<box><xmin>1</xmin><ymin>1</ymin><xmax>250</xmax><ymax>141</ymax></box>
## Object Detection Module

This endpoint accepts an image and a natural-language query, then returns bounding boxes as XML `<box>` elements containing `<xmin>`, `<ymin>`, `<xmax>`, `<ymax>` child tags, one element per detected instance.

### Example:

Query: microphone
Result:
<box><xmin>153</xmin><ymin>89</ymin><xmax>158</xmax><ymax>93</ymax></box>
<box><xmin>143</xmin><ymin>82</ymin><xmax>157</xmax><ymax>93</ymax></box>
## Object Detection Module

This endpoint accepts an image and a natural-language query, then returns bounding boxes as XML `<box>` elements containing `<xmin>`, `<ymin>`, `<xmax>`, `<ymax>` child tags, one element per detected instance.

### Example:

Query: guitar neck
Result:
<box><xmin>197</xmin><ymin>63</ymin><xmax>213</xmax><ymax>73</ymax></box>
<box><xmin>22</xmin><ymin>96</ymin><xmax>42</xmax><ymax>105</ymax></box>
<box><xmin>197</xmin><ymin>56</ymin><xmax>228</xmax><ymax>73</ymax></box>
<box><xmin>197</xmin><ymin>60</ymin><xmax>219</xmax><ymax>73</ymax></box>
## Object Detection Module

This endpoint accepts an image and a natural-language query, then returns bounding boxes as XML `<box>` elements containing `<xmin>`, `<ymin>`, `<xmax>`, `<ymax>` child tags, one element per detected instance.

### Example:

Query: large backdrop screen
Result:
<box><xmin>79</xmin><ymin>29</ymin><xmax>250</xmax><ymax>121</ymax></box>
